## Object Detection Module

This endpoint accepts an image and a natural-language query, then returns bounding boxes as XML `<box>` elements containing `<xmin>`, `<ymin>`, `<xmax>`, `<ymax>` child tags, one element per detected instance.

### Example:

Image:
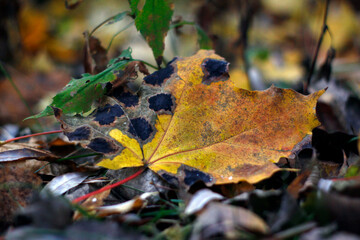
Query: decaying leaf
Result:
<box><xmin>185</xmin><ymin>189</ymin><xmax>224</xmax><ymax>215</ymax></box>
<box><xmin>191</xmin><ymin>202</ymin><xmax>269</xmax><ymax>239</ymax></box>
<box><xmin>0</xmin><ymin>143</ymin><xmax>58</xmax><ymax>162</ymax></box>
<box><xmin>53</xmin><ymin>50</ymin><xmax>324</xmax><ymax>187</ymax></box>
<box><xmin>96</xmin><ymin>192</ymin><xmax>158</xmax><ymax>217</ymax></box>
<box><xmin>0</xmin><ymin>161</ymin><xmax>42</xmax><ymax>225</ymax></box>
<box><xmin>42</xmin><ymin>172</ymin><xmax>90</xmax><ymax>196</ymax></box>
<box><xmin>83</xmin><ymin>34</ymin><xmax>108</xmax><ymax>75</ymax></box>
<box><xmin>73</xmin><ymin>184</ymin><xmax>111</xmax><ymax>220</ymax></box>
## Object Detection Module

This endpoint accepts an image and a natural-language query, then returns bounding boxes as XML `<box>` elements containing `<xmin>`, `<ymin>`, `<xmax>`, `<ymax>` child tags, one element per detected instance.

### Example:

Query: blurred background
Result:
<box><xmin>0</xmin><ymin>0</ymin><xmax>359</xmax><ymax>134</ymax></box>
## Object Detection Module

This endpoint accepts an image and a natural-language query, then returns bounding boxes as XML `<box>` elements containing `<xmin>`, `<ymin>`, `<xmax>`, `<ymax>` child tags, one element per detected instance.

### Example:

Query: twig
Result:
<box><xmin>304</xmin><ymin>0</ymin><xmax>331</xmax><ymax>94</ymax></box>
<box><xmin>234</xmin><ymin>0</ymin><xmax>256</xmax><ymax>89</ymax></box>
<box><xmin>89</xmin><ymin>13</ymin><xmax>128</xmax><ymax>37</ymax></box>
<box><xmin>107</xmin><ymin>21</ymin><xmax>134</xmax><ymax>52</ymax></box>
<box><xmin>72</xmin><ymin>168</ymin><xmax>145</xmax><ymax>203</ymax></box>
<box><xmin>0</xmin><ymin>130</ymin><xmax>63</xmax><ymax>146</ymax></box>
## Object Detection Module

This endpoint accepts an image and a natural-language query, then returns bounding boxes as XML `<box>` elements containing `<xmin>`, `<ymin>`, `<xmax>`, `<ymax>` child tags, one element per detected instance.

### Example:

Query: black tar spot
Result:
<box><xmin>112</xmin><ymin>87</ymin><xmax>139</xmax><ymax>107</ymax></box>
<box><xmin>204</xmin><ymin>59</ymin><xmax>228</xmax><ymax>77</ymax></box>
<box><xmin>88</xmin><ymin>138</ymin><xmax>118</xmax><ymax>154</ymax></box>
<box><xmin>129</xmin><ymin>117</ymin><xmax>153</xmax><ymax>141</ymax></box>
<box><xmin>94</xmin><ymin>104</ymin><xmax>124</xmax><ymax>125</ymax></box>
<box><xmin>148</xmin><ymin>93</ymin><xmax>173</xmax><ymax>112</ymax></box>
<box><xmin>184</xmin><ymin>169</ymin><xmax>211</xmax><ymax>186</ymax></box>
<box><xmin>167</xmin><ymin>57</ymin><xmax>178</xmax><ymax>65</ymax></box>
<box><xmin>65</xmin><ymin>126</ymin><xmax>91</xmax><ymax>141</ymax></box>
<box><xmin>161</xmin><ymin>173</ymin><xmax>179</xmax><ymax>186</ymax></box>
<box><xmin>144</xmin><ymin>64</ymin><xmax>174</xmax><ymax>86</ymax></box>
<box><xmin>202</xmin><ymin>59</ymin><xmax>229</xmax><ymax>85</ymax></box>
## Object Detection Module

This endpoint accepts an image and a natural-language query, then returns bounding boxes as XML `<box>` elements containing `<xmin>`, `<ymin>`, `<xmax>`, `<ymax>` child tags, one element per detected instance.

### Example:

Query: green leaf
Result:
<box><xmin>26</xmin><ymin>48</ymin><xmax>134</xmax><ymax>120</ymax></box>
<box><xmin>195</xmin><ymin>25</ymin><xmax>212</xmax><ymax>50</ymax></box>
<box><xmin>128</xmin><ymin>0</ymin><xmax>140</xmax><ymax>16</ymax></box>
<box><xmin>135</xmin><ymin>0</ymin><xmax>173</xmax><ymax>66</ymax></box>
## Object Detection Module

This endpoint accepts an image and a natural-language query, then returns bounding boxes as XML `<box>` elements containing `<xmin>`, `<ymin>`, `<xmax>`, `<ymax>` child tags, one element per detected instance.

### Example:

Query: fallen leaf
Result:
<box><xmin>185</xmin><ymin>189</ymin><xmax>224</xmax><ymax>215</ymax></box>
<box><xmin>190</xmin><ymin>202</ymin><xmax>269</xmax><ymax>239</ymax></box>
<box><xmin>52</xmin><ymin>50</ymin><xmax>324</xmax><ymax>186</ymax></box>
<box><xmin>309</xmin><ymin>191</ymin><xmax>360</xmax><ymax>234</ymax></box>
<box><xmin>0</xmin><ymin>161</ymin><xmax>42</xmax><ymax>225</ymax></box>
<box><xmin>12</xmin><ymin>193</ymin><xmax>73</xmax><ymax>229</ymax></box>
<box><xmin>73</xmin><ymin>183</ymin><xmax>111</xmax><ymax>220</ymax></box>
<box><xmin>96</xmin><ymin>191</ymin><xmax>158</xmax><ymax>217</ymax></box>
<box><xmin>0</xmin><ymin>143</ymin><xmax>58</xmax><ymax>162</ymax></box>
<box><xmin>83</xmin><ymin>34</ymin><xmax>108</xmax><ymax>75</ymax></box>
<box><xmin>42</xmin><ymin>172</ymin><xmax>90</xmax><ymax>196</ymax></box>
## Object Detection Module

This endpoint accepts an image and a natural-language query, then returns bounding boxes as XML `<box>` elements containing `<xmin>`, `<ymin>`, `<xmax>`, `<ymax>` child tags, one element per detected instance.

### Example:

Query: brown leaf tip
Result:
<box><xmin>201</xmin><ymin>58</ymin><xmax>229</xmax><ymax>85</ymax></box>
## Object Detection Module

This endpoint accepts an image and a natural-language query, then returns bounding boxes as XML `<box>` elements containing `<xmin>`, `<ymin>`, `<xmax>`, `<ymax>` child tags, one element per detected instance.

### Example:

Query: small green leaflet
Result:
<box><xmin>134</xmin><ymin>0</ymin><xmax>173</xmax><ymax>66</ymax></box>
<box><xmin>26</xmin><ymin>48</ymin><xmax>133</xmax><ymax>120</ymax></box>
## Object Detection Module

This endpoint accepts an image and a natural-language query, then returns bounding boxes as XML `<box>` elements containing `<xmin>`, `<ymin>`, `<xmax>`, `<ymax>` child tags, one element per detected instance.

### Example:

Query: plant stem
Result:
<box><xmin>133</xmin><ymin>59</ymin><xmax>158</xmax><ymax>70</ymax></box>
<box><xmin>89</xmin><ymin>12</ymin><xmax>129</xmax><ymax>37</ymax></box>
<box><xmin>304</xmin><ymin>0</ymin><xmax>331</xmax><ymax>94</ymax></box>
<box><xmin>107</xmin><ymin>21</ymin><xmax>134</xmax><ymax>52</ymax></box>
<box><xmin>0</xmin><ymin>130</ymin><xmax>63</xmax><ymax>146</ymax></box>
<box><xmin>169</xmin><ymin>21</ymin><xmax>195</xmax><ymax>29</ymax></box>
<box><xmin>72</xmin><ymin>168</ymin><xmax>145</xmax><ymax>203</ymax></box>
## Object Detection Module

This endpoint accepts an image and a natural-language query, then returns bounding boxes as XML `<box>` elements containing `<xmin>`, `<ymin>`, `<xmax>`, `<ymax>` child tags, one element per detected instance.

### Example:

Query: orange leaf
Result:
<box><xmin>56</xmin><ymin>50</ymin><xmax>324</xmax><ymax>186</ymax></box>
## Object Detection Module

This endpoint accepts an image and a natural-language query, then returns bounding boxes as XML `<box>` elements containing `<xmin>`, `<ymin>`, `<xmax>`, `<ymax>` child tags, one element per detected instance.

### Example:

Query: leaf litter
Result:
<box><xmin>2</xmin><ymin>1</ymin><xmax>360</xmax><ymax>239</ymax></box>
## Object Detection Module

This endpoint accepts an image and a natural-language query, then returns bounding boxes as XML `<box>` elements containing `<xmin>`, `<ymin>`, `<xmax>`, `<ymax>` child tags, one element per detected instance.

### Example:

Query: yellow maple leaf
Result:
<box><xmin>58</xmin><ymin>50</ymin><xmax>324</xmax><ymax>186</ymax></box>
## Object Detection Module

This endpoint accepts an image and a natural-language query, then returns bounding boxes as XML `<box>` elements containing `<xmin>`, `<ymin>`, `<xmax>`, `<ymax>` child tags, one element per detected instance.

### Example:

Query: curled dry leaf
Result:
<box><xmin>0</xmin><ymin>142</ymin><xmax>58</xmax><ymax>162</ymax></box>
<box><xmin>42</xmin><ymin>172</ymin><xmax>90</xmax><ymax>196</ymax></box>
<box><xmin>54</xmin><ymin>50</ymin><xmax>324</xmax><ymax>187</ymax></box>
<box><xmin>73</xmin><ymin>183</ymin><xmax>112</xmax><ymax>220</ymax></box>
<box><xmin>191</xmin><ymin>202</ymin><xmax>269</xmax><ymax>240</ymax></box>
<box><xmin>185</xmin><ymin>189</ymin><xmax>224</xmax><ymax>215</ymax></box>
<box><xmin>96</xmin><ymin>192</ymin><xmax>158</xmax><ymax>217</ymax></box>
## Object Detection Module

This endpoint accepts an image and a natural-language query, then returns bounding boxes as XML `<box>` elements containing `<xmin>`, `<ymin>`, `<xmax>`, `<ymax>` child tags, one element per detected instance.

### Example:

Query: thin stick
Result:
<box><xmin>107</xmin><ymin>21</ymin><xmax>134</xmax><ymax>52</ymax></box>
<box><xmin>0</xmin><ymin>130</ymin><xmax>63</xmax><ymax>146</ymax></box>
<box><xmin>72</xmin><ymin>168</ymin><xmax>145</xmax><ymax>203</ymax></box>
<box><xmin>304</xmin><ymin>0</ymin><xmax>331</xmax><ymax>94</ymax></box>
<box><xmin>89</xmin><ymin>12</ymin><xmax>129</xmax><ymax>37</ymax></box>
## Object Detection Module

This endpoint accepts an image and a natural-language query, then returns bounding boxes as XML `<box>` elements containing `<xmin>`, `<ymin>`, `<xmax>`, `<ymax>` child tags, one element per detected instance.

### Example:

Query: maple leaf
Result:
<box><xmin>54</xmin><ymin>50</ymin><xmax>324</xmax><ymax>186</ymax></box>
